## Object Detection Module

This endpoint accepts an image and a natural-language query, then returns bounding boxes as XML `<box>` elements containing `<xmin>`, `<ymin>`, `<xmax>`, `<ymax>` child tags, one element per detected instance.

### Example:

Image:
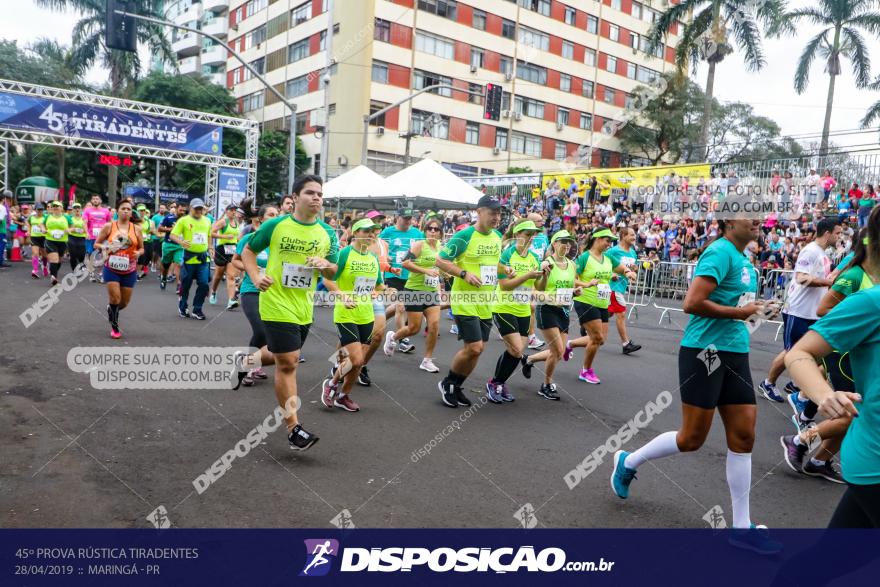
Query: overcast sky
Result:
<box><xmin>1</xmin><ymin>0</ymin><xmax>878</xmax><ymax>152</ymax></box>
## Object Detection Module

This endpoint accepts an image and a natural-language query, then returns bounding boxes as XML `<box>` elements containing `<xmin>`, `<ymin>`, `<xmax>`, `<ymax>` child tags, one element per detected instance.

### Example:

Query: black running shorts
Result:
<box><xmin>678</xmin><ymin>346</ymin><xmax>756</xmax><ymax>409</ymax></box>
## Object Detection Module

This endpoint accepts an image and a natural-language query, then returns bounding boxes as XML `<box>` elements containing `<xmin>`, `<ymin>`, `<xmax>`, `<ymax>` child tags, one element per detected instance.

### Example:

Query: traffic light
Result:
<box><xmin>483</xmin><ymin>83</ymin><xmax>503</xmax><ymax>121</ymax></box>
<box><xmin>105</xmin><ymin>0</ymin><xmax>137</xmax><ymax>53</ymax></box>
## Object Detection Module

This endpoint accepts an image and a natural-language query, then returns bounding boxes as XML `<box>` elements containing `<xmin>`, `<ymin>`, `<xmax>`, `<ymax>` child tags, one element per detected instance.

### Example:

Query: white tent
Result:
<box><xmin>375</xmin><ymin>159</ymin><xmax>484</xmax><ymax>209</ymax></box>
<box><xmin>321</xmin><ymin>165</ymin><xmax>386</xmax><ymax>201</ymax></box>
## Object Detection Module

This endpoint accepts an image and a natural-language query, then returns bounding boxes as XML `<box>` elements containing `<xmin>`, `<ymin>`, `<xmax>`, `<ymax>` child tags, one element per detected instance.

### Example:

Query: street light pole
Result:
<box><xmin>113</xmin><ymin>8</ymin><xmax>299</xmax><ymax>193</ymax></box>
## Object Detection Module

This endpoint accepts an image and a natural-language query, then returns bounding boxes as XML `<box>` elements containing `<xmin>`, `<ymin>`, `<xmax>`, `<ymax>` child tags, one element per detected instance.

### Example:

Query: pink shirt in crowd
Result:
<box><xmin>83</xmin><ymin>206</ymin><xmax>112</xmax><ymax>240</ymax></box>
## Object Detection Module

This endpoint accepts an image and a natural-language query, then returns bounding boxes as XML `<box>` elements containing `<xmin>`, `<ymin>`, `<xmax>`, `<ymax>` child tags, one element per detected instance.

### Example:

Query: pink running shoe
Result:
<box><xmin>563</xmin><ymin>342</ymin><xmax>573</xmax><ymax>362</ymax></box>
<box><xmin>110</xmin><ymin>327</ymin><xmax>122</xmax><ymax>339</ymax></box>
<box><xmin>578</xmin><ymin>368</ymin><xmax>600</xmax><ymax>384</ymax></box>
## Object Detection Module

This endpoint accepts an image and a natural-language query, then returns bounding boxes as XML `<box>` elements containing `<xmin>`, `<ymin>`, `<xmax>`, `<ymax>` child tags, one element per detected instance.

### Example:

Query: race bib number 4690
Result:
<box><xmin>281</xmin><ymin>263</ymin><xmax>313</xmax><ymax>289</ymax></box>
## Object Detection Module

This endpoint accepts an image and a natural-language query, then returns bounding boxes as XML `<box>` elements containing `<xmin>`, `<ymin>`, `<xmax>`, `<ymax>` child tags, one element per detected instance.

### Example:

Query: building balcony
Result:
<box><xmin>201</xmin><ymin>44</ymin><xmax>227</xmax><ymax>66</ymax></box>
<box><xmin>179</xmin><ymin>56</ymin><xmax>200</xmax><ymax>75</ymax></box>
<box><xmin>177</xmin><ymin>3</ymin><xmax>202</xmax><ymax>25</ymax></box>
<box><xmin>171</xmin><ymin>33</ymin><xmax>200</xmax><ymax>57</ymax></box>
<box><xmin>206</xmin><ymin>72</ymin><xmax>225</xmax><ymax>86</ymax></box>
<box><xmin>203</xmin><ymin>0</ymin><xmax>229</xmax><ymax>13</ymax></box>
<box><xmin>202</xmin><ymin>17</ymin><xmax>228</xmax><ymax>38</ymax></box>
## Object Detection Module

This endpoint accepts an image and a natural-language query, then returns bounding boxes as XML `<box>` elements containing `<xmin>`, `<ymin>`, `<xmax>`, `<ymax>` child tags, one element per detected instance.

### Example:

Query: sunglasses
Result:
<box><xmin>425</xmin><ymin>226</ymin><xmax>441</xmax><ymax>232</ymax></box>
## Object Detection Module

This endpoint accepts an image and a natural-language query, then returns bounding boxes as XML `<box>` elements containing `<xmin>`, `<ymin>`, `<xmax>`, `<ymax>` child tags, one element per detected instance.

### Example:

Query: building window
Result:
<box><xmin>586</xmin><ymin>15</ymin><xmax>598</xmax><ymax>34</ymax></box>
<box><xmin>637</xmin><ymin>65</ymin><xmax>661</xmax><ymax>83</ymax></box>
<box><xmin>626</xmin><ymin>62</ymin><xmax>636</xmax><ymax>79</ymax></box>
<box><xmin>518</xmin><ymin>0</ymin><xmax>550</xmax><ymax>17</ymax></box>
<box><xmin>473</xmin><ymin>9</ymin><xmax>486</xmax><ymax>30</ymax></box>
<box><xmin>582</xmin><ymin>80</ymin><xmax>594</xmax><ymax>98</ymax></box>
<box><xmin>286</xmin><ymin>75</ymin><xmax>308</xmax><ymax>98</ymax></box>
<box><xmin>246</xmin><ymin>0</ymin><xmax>268</xmax><ymax>18</ymax></box>
<box><xmin>414</xmin><ymin>70</ymin><xmax>453</xmax><ymax>97</ymax></box>
<box><xmin>371</xmin><ymin>60</ymin><xmax>388</xmax><ymax>83</ymax></box>
<box><xmin>600</xmin><ymin>149</ymin><xmax>611</xmax><ymax>167</ymax></box>
<box><xmin>501</xmin><ymin>18</ymin><xmax>516</xmax><ymax>40</ymax></box>
<box><xmin>319</xmin><ymin>30</ymin><xmax>327</xmax><ymax>51</ymax></box>
<box><xmin>516</xmin><ymin>60</ymin><xmax>547</xmax><ymax>84</ymax></box>
<box><xmin>289</xmin><ymin>38</ymin><xmax>309</xmax><ymax>63</ymax></box>
<box><xmin>328</xmin><ymin>103</ymin><xmax>336</xmax><ymax>115</ymax></box>
<box><xmin>417</xmin><ymin>0</ymin><xmax>457</xmax><ymax>20</ymax></box>
<box><xmin>579</xmin><ymin>112</ymin><xmax>592</xmax><ymax>130</ymax></box>
<box><xmin>374</xmin><ymin>18</ymin><xmax>391</xmax><ymax>42</ymax></box>
<box><xmin>291</xmin><ymin>1</ymin><xmax>311</xmax><ymax>26</ymax></box>
<box><xmin>564</xmin><ymin>7</ymin><xmax>576</xmax><ymax>26</ymax></box>
<box><xmin>495</xmin><ymin>128</ymin><xmax>508</xmax><ymax>150</ymax></box>
<box><xmin>248</xmin><ymin>24</ymin><xmax>267</xmax><ymax>47</ymax></box>
<box><xmin>501</xmin><ymin>91</ymin><xmax>511</xmax><ymax>111</ymax></box>
<box><xmin>555</xmin><ymin>142</ymin><xmax>567</xmax><ymax>161</ymax></box>
<box><xmin>232</xmin><ymin>68</ymin><xmax>242</xmax><ymax>85</ymax></box>
<box><xmin>624</xmin><ymin>93</ymin><xmax>635</xmax><ymax>109</ymax></box>
<box><xmin>611</xmin><ymin>0</ymin><xmax>621</xmax><ymax>10</ymax></box>
<box><xmin>468</xmin><ymin>82</ymin><xmax>483</xmax><ymax>104</ymax></box>
<box><xmin>514</xmin><ymin>95</ymin><xmax>545</xmax><ymax>118</ymax></box>
<box><xmin>609</xmin><ymin>24</ymin><xmax>619</xmax><ymax>42</ymax></box>
<box><xmin>560</xmin><ymin>73</ymin><xmax>571</xmax><ymax>92</ymax></box>
<box><xmin>604</xmin><ymin>88</ymin><xmax>615</xmax><ymax>104</ymax></box>
<box><xmin>412</xmin><ymin>110</ymin><xmax>449</xmax><ymax>139</ymax></box>
<box><xmin>562</xmin><ymin>40</ymin><xmax>574</xmax><ymax>59</ymax></box>
<box><xmin>500</xmin><ymin>56</ymin><xmax>513</xmax><ymax>75</ymax></box>
<box><xmin>243</xmin><ymin>57</ymin><xmax>265</xmax><ymax>80</ymax></box>
<box><xmin>415</xmin><ymin>31</ymin><xmax>455</xmax><ymax>59</ymax></box>
<box><xmin>585</xmin><ymin>48</ymin><xmax>596</xmax><ymax>66</ymax></box>
<box><xmin>606</xmin><ymin>55</ymin><xmax>617</xmax><ymax>73</ymax></box>
<box><xmin>295</xmin><ymin>112</ymin><xmax>308</xmax><ymax>134</ymax></box>
<box><xmin>470</xmin><ymin>47</ymin><xmax>484</xmax><ymax>68</ymax></box>
<box><xmin>632</xmin><ymin>2</ymin><xmax>642</xmax><ymax>19</ymax></box>
<box><xmin>369</xmin><ymin>101</ymin><xmax>388</xmax><ymax>127</ymax></box>
<box><xmin>465</xmin><ymin>122</ymin><xmax>479</xmax><ymax>145</ymax></box>
<box><xmin>519</xmin><ymin>26</ymin><xmax>550</xmax><ymax>52</ymax></box>
<box><xmin>511</xmin><ymin>132</ymin><xmax>541</xmax><ymax>156</ymax></box>
<box><xmin>557</xmin><ymin>108</ymin><xmax>569</xmax><ymax>126</ymax></box>
<box><xmin>242</xmin><ymin>90</ymin><xmax>264</xmax><ymax>113</ymax></box>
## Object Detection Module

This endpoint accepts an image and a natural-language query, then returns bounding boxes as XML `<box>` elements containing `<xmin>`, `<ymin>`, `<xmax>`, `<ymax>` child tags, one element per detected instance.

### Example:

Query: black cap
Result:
<box><xmin>477</xmin><ymin>195</ymin><xmax>502</xmax><ymax>210</ymax></box>
<box><xmin>400</xmin><ymin>208</ymin><xmax>414</xmax><ymax>217</ymax></box>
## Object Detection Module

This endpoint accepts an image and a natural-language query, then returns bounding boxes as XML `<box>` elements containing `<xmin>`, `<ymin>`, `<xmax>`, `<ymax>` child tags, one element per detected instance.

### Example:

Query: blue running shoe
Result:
<box><xmin>485</xmin><ymin>380</ymin><xmax>503</xmax><ymax>404</ymax></box>
<box><xmin>728</xmin><ymin>524</ymin><xmax>783</xmax><ymax>555</ymax></box>
<box><xmin>611</xmin><ymin>450</ymin><xmax>637</xmax><ymax>499</ymax></box>
<box><xmin>784</xmin><ymin>381</ymin><xmax>800</xmax><ymax>395</ymax></box>
<box><xmin>787</xmin><ymin>391</ymin><xmax>809</xmax><ymax>420</ymax></box>
<box><xmin>759</xmin><ymin>379</ymin><xmax>784</xmax><ymax>403</ymax></box>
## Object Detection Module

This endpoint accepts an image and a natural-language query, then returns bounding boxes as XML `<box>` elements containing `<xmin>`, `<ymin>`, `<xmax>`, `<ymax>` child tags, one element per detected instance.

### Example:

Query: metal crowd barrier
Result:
<box><xmin>651</xmin><ymin>261</ymin><xmax>697</xmax><ymax>325</ymax></box>
<box><xmin>624</xmin><ymin>259</ymin><xmax>657</xmax><ymax>321</ymax></box>
<box><xmin>758</xmin><ymin>268</ymin><xmax>793</xmax><ymax>340</ymax></box>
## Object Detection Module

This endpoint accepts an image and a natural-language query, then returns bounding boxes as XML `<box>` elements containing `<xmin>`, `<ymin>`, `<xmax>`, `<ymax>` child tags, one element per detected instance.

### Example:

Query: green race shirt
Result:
<box><xmin>575</xmin><ymin>251</ymin><xmax>614</xmax><ymax>308</ymax></box>
<box><xmin>170</xmin><ymin>214</ymin><xmax>212</xmax><ymax>264</ymax></box>
<box><xmin>811</xmin><ymin>287</ymin><xmax>880</xmax><ymax>484</ymax></box>
<box><xmin>494</xmin><ymin>245</ymin><xmax>540</xmax><ymax>317</ymax></box>
<box><xmin>404</xmin><ymin>240</ymin><xmax>441</xmax><ymax>292</ymax></box>
<box><xmin>247</xmin><ymin>215</ymin><xmax>339</xmax><ymax>324</ymax></box>
<box><xmin>141</xmin><ymin>218</ymin><xmax>152</xmax><ymax>239</ymax></box>
<box><xmin>439</xmin><ymin>225</ymin><xmax>503</xmax><ymax>319</ymax></box>
<box><xmin>236</xmin><ymin>232</ymin><xmax>268</xmax><ymax>296</ymax></box>
<box><xmin>217</xmin><ymin>219</ymin><xmax>239</xmax><ymax>245</ymax></box>
<box><xmin>28</xmin><ymin>213</ymin><xmax>47</xmax><ymax>237</ymax></box>
<box><xmin>69</xmin><ymin>216</ymin><xmax>86</xmax><ymax>238</ymax></box>
<box><xmin>606</xmin><ymin>244</ymin><xmax>638</xmax><ymax>294</ymax></box>
<box><xmin>831</xmin><ymin>265</ymin><xmax>875</xmax><ymax>297</ymax></box>
<box><xmin>332</xmin><ymin>245</ymin><xmax>383</xmax><ymax>325</ymax></box>
<box><xmin>540</xmin><ymin>256</ymin><xmax>577</xmax><ymax>307</ymax></box>
<box><xmin>680</xmin><ymin>237</ymin><xmax>756</xmax><ymax>353</ymax></box>
<box><xmin>44</xmin><ymin>215</ymin><xmax>71</xmax><ymax>242</ymax></box>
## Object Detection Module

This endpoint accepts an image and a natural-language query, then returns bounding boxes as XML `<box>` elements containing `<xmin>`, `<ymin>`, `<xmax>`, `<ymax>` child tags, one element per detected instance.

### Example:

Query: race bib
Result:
<box><xmin>555</xmin><ymin>288</ymin><xmax>574</xmax><ymax>305</ymax></box>
<box><xmin>281</xmin><ymin>263</ymin><xmax>313</xmax><ymax>289</ymax></box>
<box><xmin>512</xmin><ymin>286</ymin><xmax>531</xmax><ymax>304</ymax></box>
<box><xmin>32</xmin><ymin>225</ymin><xmax>45</xmax><ymax>235</ymax></box>
<box><xmin>50</xmin><ymin>230</ymin><xmax>64</xmax><ymax>240</ymax></box>
<box><xmin>192</xmin><ymin>233</ymin><xmax>208</xmax><ymax>246</ymax></box>
<box><xmin>738</xmin><ymin>292</ymin><xmax>756</xmax><ymax>307</ymax></box>
<box><xmin>424</xmin><ymin>274</ymin><xmax>440</xmax><ymax>289</ymax></box>
<box><xmin>108</xmin><ymin>255</ymin><xmax>130</xmax><ymax>272</ymax></box>
<box><xmin>223</xmin><ymin>244</ymin><xmax>236</xmax><ymax>255</ymax></box>
<box><xmin>480</xmin><ymin>265</ymin><xmax>497</xmax><ymax>287</ymax></box>
<box><xmin>395</xmin><ymin>250</ymin><xmax>407</xmax><ymax>264</ymax></box>
<box><xmin>621</xmin><ymin>257</ymin><xmax>636</xmax><ymax>267</ymax></box>
<box><xmin>597</xmin><ymin>284</ymin><xmax>611</xmax><ymax>302</ymax></box>
<box><xmin>92</xmin><ymin>227</ymin><xmax>101</xmax><ymax>238</ymax></box>
<box><xmin>353</xmin><ymin>275</ymin><xmax>375</xmax><ymax>295</ymax></box>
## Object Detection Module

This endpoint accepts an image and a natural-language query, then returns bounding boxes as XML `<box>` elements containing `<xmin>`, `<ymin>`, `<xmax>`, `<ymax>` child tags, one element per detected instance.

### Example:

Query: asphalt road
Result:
<box><xmin>0</xmin><ymin>261</ymin><xmax>844</xmax><ymax>529</ymax></box>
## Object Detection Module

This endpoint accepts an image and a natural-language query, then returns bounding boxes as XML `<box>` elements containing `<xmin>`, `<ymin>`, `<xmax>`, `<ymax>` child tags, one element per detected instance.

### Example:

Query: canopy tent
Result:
<box><xmin>15</xmin><ymin>176</ymin><xmax>59</xmax><ymax>204</ymax></box>
<box><xmin>321</xmin><ymin>165</ymin><xmax>386</xmax><ymax>202</ymax></box>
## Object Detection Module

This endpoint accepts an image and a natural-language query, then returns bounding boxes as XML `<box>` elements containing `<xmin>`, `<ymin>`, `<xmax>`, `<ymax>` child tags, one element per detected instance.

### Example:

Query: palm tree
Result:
<box><xmin>648</xmin><ymin>0</ymin><xmax>786</xmax><ymax>161</ymax></box>
<box><xmin>860</xmin><ymin>76</ymin><xmax>880</xmax><ymax>132</ymax></box>
<box><xmin>784</xmin><ymin>0</ymin><xmax>880</xmax><ymax>155</ymax></box>
<box><xmin>34</xmin><ymin>0</ymin><xmax>175</xmax><ymax>203</ymax></box>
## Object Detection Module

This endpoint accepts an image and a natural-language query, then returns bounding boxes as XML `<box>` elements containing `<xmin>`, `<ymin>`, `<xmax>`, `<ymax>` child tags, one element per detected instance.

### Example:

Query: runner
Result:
<box><xmin>67</xmin><ymin>202</ymin><xmax>87</xmax><ymax>272</ymax></box>
<box><xmin>605</xmin><ymin>227</ymin><xmax>643</xmax><ymax>354</ymax></box>
<box><xmin>26</xmin><ymin>203</ymin><xmax>48</xmax><ymax>279</ymax></box>
<box><xmin>158</xmin><ymin>203</ymin><xmax>185</xmax><ymax>291</ymax></box>
<box><xmin>150</xmin><ymin>203</ymin><xmax>167</xmax><ymax>271</ymax></box>
<box><xmin>383</xmin><ymin>213</ymin><xmax>444</xmax><ymax>372</ymax></box>
<box><xmin>483</xmin><ymin>219</ymin><xmax>543</xmax><ymax>402</ymax></box>
<box><xmin>520</xmin><ymin>230</ymin><xmax>580</xmax><ymax>401</ymax></box>
<box><xmin>358</xmin><ymin>210</ymin><xmax>391</xmax><ymax>386</ymax></box>
<box><xmin>322</xmin><ymin>218</ymin><xmax>386</xmax><ymax>412</ymax></box>
<box><xmin>611</xmin><ymin>216</ymin><xmax>783</xmax><ymax>554</ymax></box>
<box><xmin>241</xmin><ymin>175</ymin><xmax>338</xmax><ymax>450</ymax></box>
<box><xmin>170</xmin><ymin>199</ymin><xmax>212</xmax><ymax>320</ymax></box>
<box><xmin>209</xmin><ymin>204</ymin><xmax>242</xmax><ymax>310</ymax></box>
<box><xmin>759</xmin><ymin>219</ymin><xmax>841</xmax><ymax>413</ymax></box>
<box><xmin>564</xmin><ymin>228</ymin><xmax>638</xmax><ymax>384</ymax></box>
<box><xmin>434</xmin><ymin>195</ymin><xmax>503</xmax><ymax>408</ymax></box>
<box><xmin>94</xmin><ymin>199</ymin><xmax>143</xmax><ymax>339</ymax></box>
<box><xmin>380</xmin><ymin>209</ymin><xmax>424</xmax><ymax>354</ymax></box>
<box><xmin>136</xmin><ymin>204</ymin><xmax>153</xmax><ymax>280</ymax></box>
<box><xmin>526</xmin><ymin>213</ymin><xmax>549</xmax><ymax>350</ymax></box>
<box><xmin>43</xmin><ymin>201</ymin><xmax>72</xmax><ymax>285</ymax></box>
<box><xmin>83</xmin><ymin>194</ymin><xmax>112</xmax><ymax>282</ymax></box>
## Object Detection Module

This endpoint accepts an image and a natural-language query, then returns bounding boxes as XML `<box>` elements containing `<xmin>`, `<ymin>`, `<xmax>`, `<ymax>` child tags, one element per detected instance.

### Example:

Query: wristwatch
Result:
<box><xmin>459</xmin><ymin>270</ymin><xmax>467</xmax><ymax>278</ymax></box>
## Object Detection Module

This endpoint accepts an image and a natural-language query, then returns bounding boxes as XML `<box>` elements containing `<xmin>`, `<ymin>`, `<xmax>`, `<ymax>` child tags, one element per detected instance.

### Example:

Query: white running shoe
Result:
<box><xmin>450</xmin><ymin>324</ymin><xmax>459</xmax><ymax>335</ymax></box>
<box><xmin>420</xmin><ymin>358</ymin><xmax>440</xmax><ymax>373</ymax></box>
<box><xmin>383</xmin><ymin>330</ymin><xmax>396</xmax><ymax>356</ymax></box>
<box><xmin>527</xmin><ymin>335</ymin><xmax>545</xmax><ymax>349</ymax></box>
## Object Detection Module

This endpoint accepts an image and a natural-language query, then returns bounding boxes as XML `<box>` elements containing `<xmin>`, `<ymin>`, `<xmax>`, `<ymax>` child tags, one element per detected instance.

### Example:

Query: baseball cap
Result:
<box><xmin>512</xmin><ymin>220</ymin><xmax>538</xmax><ymax>234</ymax></box>
<box><xmin>399</xmin><ymin>208</ymin><xmax>414</xmax><ymax>217</ymax></box>
<box><xmin>189</xmin><ymin>198</ymin><xmax>206</xmax><ymax>209</ymax></box>
<box><xmin>365</xmin><ymin>210</ymin><xmax>385</xmax><ymax>220</ymax></box>
<box><xmin>550</xmin><ymin>230</ymin><xmax>574</xmax><ymax>243</ymax></box>
<box><xmin>137</xmin><ymin>204</ymin><xmax>148</xmax><ymax>211</ymax></box>
<box><xmin>476</xmin><ymin>195</ymin><xmax>502</xmax><ymax>210</ymax></box>
<box><xmin>352</xmin><ymin>218</ymin><xmax>379</xmax><ymax>232</ymax></box>
<box><xmin>48</xmin><ymin>200</ymin><xmax>63</xmax><ymax>208</ymax></box>
<box><xmin>71</xmin><ymin>202</ymin><xmax>82</xmax><ymax>209</ymax></box>
<box><xmin>591</xmin><ymin>228</ymin><xmax>618</xmax><ymax>240</ymax></box>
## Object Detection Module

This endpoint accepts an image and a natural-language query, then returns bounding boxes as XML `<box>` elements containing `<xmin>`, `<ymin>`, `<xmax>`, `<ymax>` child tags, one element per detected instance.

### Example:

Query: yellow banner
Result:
<box><xmin>543</xmin><ymin>163</ymin><xmax>712</xmax><ymax>195</ymax></box>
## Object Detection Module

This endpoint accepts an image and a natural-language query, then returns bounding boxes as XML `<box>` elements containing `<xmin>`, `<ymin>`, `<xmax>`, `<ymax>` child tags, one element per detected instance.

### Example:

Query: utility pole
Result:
<box><xmin>318</xmin><ymin>0</ymin><xmax>334</xmax><ymax>178</ymax></box>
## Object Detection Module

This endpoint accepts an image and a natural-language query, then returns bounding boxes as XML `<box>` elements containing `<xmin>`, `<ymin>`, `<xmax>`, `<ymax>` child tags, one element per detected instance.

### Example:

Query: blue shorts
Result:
<box><xmin>86</xmin><ymin>239</ymin><xmax>96</xmax><ymax>254</ymax></box>
<box><xmin>782</xmin><ymin>312</ymin><xmax>816</xmax><ymax>351</ymax></box>
<box><xmin>102</xmin><ymin>267</ymin><xmax>138</xmax><ymax>288</ymax></box>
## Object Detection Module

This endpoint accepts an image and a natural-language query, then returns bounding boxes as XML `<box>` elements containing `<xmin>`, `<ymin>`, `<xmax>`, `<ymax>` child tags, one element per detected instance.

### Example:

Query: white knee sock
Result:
<box><xmin>726</xmin><ymin>450</ymin><xmax>752</xmax><ymax>529</ymax></box>
<box><xmin>624</xmin><ymin>431</ymin><xmax>680</xmax><ymax>470</ymax></box>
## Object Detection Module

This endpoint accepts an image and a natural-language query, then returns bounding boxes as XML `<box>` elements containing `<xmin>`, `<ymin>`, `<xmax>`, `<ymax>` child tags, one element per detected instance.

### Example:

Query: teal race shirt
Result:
<box><xmin>681</xmin><ymin>237</ymin><xmax>756</xmax><ymax>353</ymax></box>
<box><xmin>606</xmin><ymin>244</ymin><xmax>638</xmax><ymax>294</ymax></box>
<box><xmin>379</xmin><ymin>226</ymin><xmax>424</xmax><ymax>280</ymax></box>
<box><xmin>236</xmin><ymin>232</ymin><xmax>268</xmax><ymax>295</ymax></box>
<box><xmin>811</xmin><ymin>287</ymin><xmax>880</xmax><ymax>485</ymax></box>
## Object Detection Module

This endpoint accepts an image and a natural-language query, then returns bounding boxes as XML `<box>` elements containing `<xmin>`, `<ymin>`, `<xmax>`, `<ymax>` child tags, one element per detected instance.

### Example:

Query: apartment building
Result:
<box><xmin>226</xmin><ymin>0</ymin><xmax>684</xmax><ymax>178</ymax></box>
<box><xmin>156</xmin><ymin>0</ymin><xmax>231</xmax><ymax>86</ymax></box>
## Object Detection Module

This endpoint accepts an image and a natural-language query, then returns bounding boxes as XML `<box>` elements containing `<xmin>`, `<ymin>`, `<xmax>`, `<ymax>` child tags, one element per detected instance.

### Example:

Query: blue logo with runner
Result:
<box><xmin>300</xmin><ymin>538</ymin><xmax>339</xmax><ymax>577</ymax></box>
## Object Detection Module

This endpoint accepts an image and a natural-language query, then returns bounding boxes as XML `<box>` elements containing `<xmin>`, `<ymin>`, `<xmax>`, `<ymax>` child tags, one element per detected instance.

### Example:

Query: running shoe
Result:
<box><xmin>485</xmin><ymin>380</ymin><xmax>504</xmax><ymax>404</ymax></box>
<box><xmin>579</xmin><ymin>368</ymin><xmax>600</xmax><ymax>384</ymax></box>
<box><xmin>728</xmin><ymin>524</ymin><xmax>783</xmax><ymax>555</ymax></box>
<box><xmin>449</xmin><ymin>324</ymin><xmax>459</xmax><ymax>335</ymax></box>
<box><xmin>791</xmin><ymin>414</ymin><xmax>816</xmax><ymax>433</ymax></box>
<box><xmin>321</xmin><ymin>378</ymin><xmax>337</xmax><ymax>408</ymax></box>
<box><xmin>226</xmin><ymin>298</ymin><xmax>239</xmax><ymax>310</ymax></box>
<box><xmin>209</xmin><ymin>292</ymin><xmax>218</xmax><ymax>305</ymax></box>
<box><xmin>454</xmin><ymin>386</ymin><xmax>472</xmax><ymax>407</ymax></box>
<box><xmin>787</xmin><ymin>391</ymin><xmax>810</xmax><ymax>420</ymax></box>
<box><xmin>527</xmin><ymin>335</ymin><xmax>545</xmax><ymax>350</ymax></box>
<box><xmin>759</xmin><ymin>379</ymin><xmax>785</xmax><ymax>403</ymax></box>
<box><xmin>803</xmin><ymin>459</ymin><xmax>845</xmax><ymax>484</ymax></box>
<box><xmin>334</xmin><ymin>394</ymin><xmax>360</xmax><ymax>412</ymax></box>
<box><xmin>167</xmin><ymin>275</ymin><xmax>176</xmax><ymax>283</ymax></box>
<box><xmin>438</xmin><ymin>380</ymin><xmax>457</xmax><ymax>408</ymax></box>
<box><xmin>499</xmin><ymin>383</ymin><xmax>515</xmax><ymax>402</ymax></box>
<box><xmin>398</xmin><ymin>338</ymin><xmax>415</xmax><ymax>353</ymax></box>
<box><xmin>611</xmin><ymin>450</ymin><xmax>637</xmax><ymax>499</ymax></box>
<box><xmin>159</xmin><ymin>278</ymin><xmax>166</xmax><ymax>291</ymax></box>
<box><xmin>298</xmin><ymin>354</ymin><xmax>306</xmax><ymax>363</ymax></box>
<box><xmin>521</xmin><ymin>356</ymin><xmax>533</xmax><ymax>379</ymax></box>
<box><xmin>31</xmin><ymin>272</ymin><xmax>39</xmax><ymax>279</ymax></box>
<box><xmin>563</xmin><ymin>342</ymin><xmax>573</xmax><ymax>362</ymax></box>
<box><xmin>51</xmin><ymin>276</ymin><xmax>58</xmax><ymax>286</ymax></box>
<box><xmin>622</xmin><ymin>341</ymin><xmax>642</xmax><ymax>355</ymax></box>
<box><xmin>110</xmin><ymin>327</ymin><xmax>122</xmax><ymax>339</ymax></box>
<box><xmin>419</xmin><ymin>358</ymin><xmax>440</xmax><ymax>373</ymax></box>
<box><xmin>383</xmin><ymin>331</ymin><xmax>396</xmax><ymax>356</ymax></box>
<box><xmin>137</xmin><ymin>272</ymin><xmax>145</xmax><ymax>281</ymax></box>
<box><xmin>357</xmin><ymin>365</ymin><xmax>371</xmax><ymax>386</ymax></box>
<box><xmin>42</xmin><ymin>264</ymin><xmax>49</xmax><ymax>277</ymax></box>
<box><xmin>783</xmin><ymin>381</ymin><xmax>800</xmax><ymax>395</ymax></box>
<box><xmin>241</xmin><ymin>375</ymin><xmax>255</xmax><ymax>387</ymax></box>
<box><xmin>780</xmin><ymin>435</ymin><xmax>807</xmax><ymax>473</ymax></box>
<box><xmin>288</xmin><ymin>425</ymin><xmax>319</xmax><ymax>451</ymax></box>
<box><xmin>178</xmin><ymin>308</ymin><xmax>190</xmax><ymax>318</ymax></box>
<box><xmin>191</xmin><ymin>310</ymin><xmax>206</xmax><ymax>320</ymax></box>
<box><xmin>251</xmin><ymin>368</ymin><xmax>268</xmax><ymax>380</ymax></box>
<box><xmin>446</xmin><ymin>309</ymin><xmax>454</xmax><ymax>320</ymax></box>
<box><xmin>538</xmin><ymin>383</ymin><xmax>560</xmax><ymax>401</ymax></box>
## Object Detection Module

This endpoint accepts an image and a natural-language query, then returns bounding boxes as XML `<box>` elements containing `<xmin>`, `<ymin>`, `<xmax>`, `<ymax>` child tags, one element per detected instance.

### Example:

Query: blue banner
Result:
<box><xmin>217</xmin><ymin>167</ymin><xmax>248</xmax><ymax>211</ymax></box>
<box><xmin>122</xmin><ymin>185</ymin><xmax>195</xmax><ymax>205</ymax></box>
<box><xmin>2</xmin><ymin>529</ymin><xmax>878</xmax><ymax>586</ymax></box>
<box><xmin>0</xmin><ymin>91</ymin><xmax>222</xmax><ymax>155</ymax></box>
